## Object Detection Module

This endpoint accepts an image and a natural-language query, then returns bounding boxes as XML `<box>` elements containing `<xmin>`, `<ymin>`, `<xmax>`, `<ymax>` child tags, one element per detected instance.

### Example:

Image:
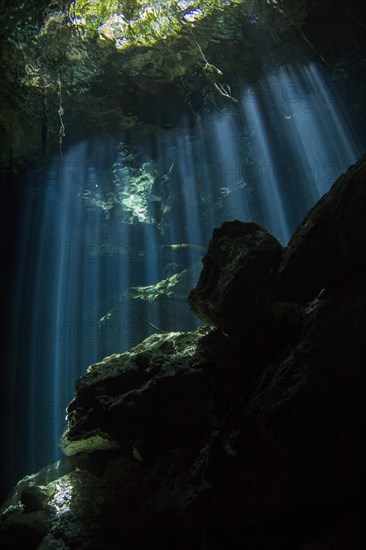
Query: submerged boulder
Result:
<box><xmin>60</xmin><ymin>328</ymin><xmax>213</xmax><ymax>458</ymax></box>
<box><xmin>188</xmin><ymin>221</ymin><xmax>283</xmax><ymax>349</ymax></box>
<box><xmin>1</xmin><ymin>155</ymin><xmax>366</xmax><ymax>549</ymax></box>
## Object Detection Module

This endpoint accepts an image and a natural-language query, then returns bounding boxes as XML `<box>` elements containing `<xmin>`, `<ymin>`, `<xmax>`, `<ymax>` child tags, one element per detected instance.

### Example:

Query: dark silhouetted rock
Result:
<box><xmin>20</xmin><ymin>486</ymin><xmax>48</xmax><ymax>513</ymax></box>
<box><xmin>277</xmin><ymin>154</ymin><xmax>366</xmax><ymax>303</ymax></box>
<box><xmin>188</xmin><ymin>221</ymin><xmax>283</xmax><ymax>347</ymax></box>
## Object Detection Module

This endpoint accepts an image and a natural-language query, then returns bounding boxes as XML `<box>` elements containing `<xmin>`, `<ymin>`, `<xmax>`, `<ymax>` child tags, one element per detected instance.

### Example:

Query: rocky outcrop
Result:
<box><xmin>188</xmin><ymin>221</ymin><xmax>301</xmax><ymax>367</ymax></box>
<box><xmin>188</xmin><ymin>221</ymin><xmax>283</xmax><ymax>335</ymax></box>
<box><xmin>1</xmin><ymin>155</ymin><xmax>366</xmax><ymax>549</ymax></box>
<box><xmin>60</xmin><ymin>328</ymin><xmax>213</xmax><ymax>458</ymax></box>
<box><xmin>277</xmin><ymin>154</ymin><xmax>366</xmax><ymax>303</ymax></box>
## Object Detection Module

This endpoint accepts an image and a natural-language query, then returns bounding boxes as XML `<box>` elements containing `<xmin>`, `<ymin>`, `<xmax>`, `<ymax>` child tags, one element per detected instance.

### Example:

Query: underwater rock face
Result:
<box><xmin>60</xmin><ymin>328</ymin><xmax>214</xmax><ymax>457</ymax></box>
<box><xmin>1</xmin><ymin>155</ymin><xmax>366</xmax><ymax>549</ymax></box>
<box><xmin>188</xmin><ymin>221</ymin><xmax>283</xmax><ymax>341</ymax></box>
<box><xmin>277</xmin><ymin>153</ymin><xmax>366</xmax><ymax>303</ymax></box>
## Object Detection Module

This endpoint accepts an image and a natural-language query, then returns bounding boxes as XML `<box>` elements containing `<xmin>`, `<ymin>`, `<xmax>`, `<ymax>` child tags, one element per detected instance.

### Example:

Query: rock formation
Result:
<box><xmin>1</xmin><ymin>1</ymin><xmax>364</xmax><ymax>171</ymax></box>
<box><xmin>1</xmin><ymin>154</ymin><xmax>365</xmax><ymax>549</ymax></box>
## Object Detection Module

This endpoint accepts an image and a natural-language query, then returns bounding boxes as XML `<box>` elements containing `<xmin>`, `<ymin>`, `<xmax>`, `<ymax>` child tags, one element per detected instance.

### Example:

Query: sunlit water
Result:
<box><xmin>3</xmin><ymin>61</ymin><xmax>364</xmax><ymax>494</ymax></box>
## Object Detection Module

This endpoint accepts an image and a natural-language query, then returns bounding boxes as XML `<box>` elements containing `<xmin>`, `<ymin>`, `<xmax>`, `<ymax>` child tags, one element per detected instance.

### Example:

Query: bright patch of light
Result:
<box><xmin>111</xmin><ymin>14</ymin><xmax>125</xmax><ymax>24</ymax></box>
<box><xmin>69</xmin><ymin>0</ymin><xmax>240</xmax><ymax>49</ymax></box>
<box><xmin>122</xmin><ymin>195</ymin><xmax>150</xmax><ymax>223</ymax></box>
<box><xmin>140</xmin><ymin>5</ymin><xmax>156</xmax><ymax>19</ymax></box>
<box><xmin>184</xmin><ymin>9</ymin><xmax>203</xmax><ymax>22</ymax></box>
<box><xmin>115</xmin><ymin>37</ymin><xmax>129</xmax><ymax>49</ymax></box>
<box><xmin>71</xmin><ymin>15</ymin><xmax>85</xmax><ymax>26</ymax></box>
<box><xmin>49</xmin><ymin>477</ymin><xmax>73</xmax><ymax>514</ymax></box>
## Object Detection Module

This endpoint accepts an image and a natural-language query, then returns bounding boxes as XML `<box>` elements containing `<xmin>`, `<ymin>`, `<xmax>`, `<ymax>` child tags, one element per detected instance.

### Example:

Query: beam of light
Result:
<box><xmin>5</xmin><ymin>138</ymin><xmax>129</xmax><ymax>487</ymax></box>
<box><xmin>305</xmin><ymin>62</ymin><xmax>362</xmax><ymax>166</ymax></box>
<box><xmin>241</xmin><ymin>86</ymin><xmax>292</xmax><ymax>243</ymax></box>
<box><xmin>176</xmin><ymin>128</ymin><xmax>204</xmax><ymax>263</ymax></box>
<box><xmin>196</xmin><ymin>115</ymin><xmax>216</xmax><ymax>235</ymax></box>
<box><xmin>272</xmin><ymin>62</ymin><xmax>362</xmax><ymax>198</ymax></box>
<box><xmin>172</xmin><ymin>125</ymin><xmax>208</xmax><ymax>319</ymax></box>
<box><xmin>51</xmin><ymin>143</ymin><xmax>86</xmax><ymax>461</ymax></box>
<box><xmin>212</xmin><ymin>113</ymin><xmax>252</xmax><ymax>221</ymax></box>
<box><xmin>238</xmin><ymin>61</ymin><xmax>363</xmax><ymax>242</ymax></box>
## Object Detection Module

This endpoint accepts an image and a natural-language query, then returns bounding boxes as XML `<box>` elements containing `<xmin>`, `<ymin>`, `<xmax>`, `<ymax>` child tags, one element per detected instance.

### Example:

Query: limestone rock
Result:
<box><xmin>188</xmin><ymin>220</ymin><xmax>283</xmax><ymax>341</ymax></box>
<box><xmin>61</xmin><ymin>328</ymin><xmax>213</xmax><ymax>458</ymax></box>
<box><xmin>277</xmin><ymin>154</ymin><xmax>366</xmax><ymax>303</ymax></box>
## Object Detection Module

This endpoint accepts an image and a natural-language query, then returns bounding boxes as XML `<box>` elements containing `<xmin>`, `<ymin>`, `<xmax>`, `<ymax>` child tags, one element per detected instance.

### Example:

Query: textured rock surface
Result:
<box><xmin>1</xmin><ymin>155</ymin><xmax>366</xmax><ymax>549</ymax></box>
<box><xmin>277</xmin><ymin>154</ymin><xmax>366</xmax><ymax>303</ymax></box>
<box><xmin>188</xmin><ymin>221</ymin><xmax>283</xmax><ymax>357</ymax></box>
<box><xmin>60</xmin><ymin>328</ymin><xmax>213</xmax><ymax>457</ymax></box>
